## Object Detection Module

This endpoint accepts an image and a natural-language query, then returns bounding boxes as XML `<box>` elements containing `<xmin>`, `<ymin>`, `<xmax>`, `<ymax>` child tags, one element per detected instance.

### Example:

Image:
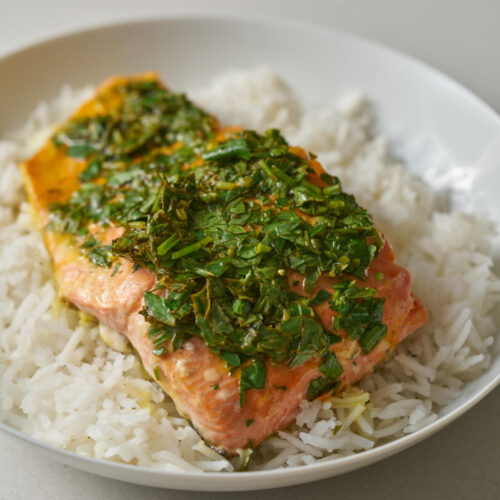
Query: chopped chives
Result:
<box><xmin>157</xmin><ymin>234</ymin><xmax>180</xmax><ymax>256</ymax></box>
<box><xmin>171</xmin><ymin>236</ymin><xmax>212</xmax><ymax>260</ymax></box>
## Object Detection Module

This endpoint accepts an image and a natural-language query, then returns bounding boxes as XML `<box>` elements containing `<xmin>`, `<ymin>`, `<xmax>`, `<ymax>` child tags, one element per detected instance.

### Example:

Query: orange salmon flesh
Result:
<box><xmin>20</xmin><ymin>73</ymin><xmax>427</xmax><ymax>455</ymax></box>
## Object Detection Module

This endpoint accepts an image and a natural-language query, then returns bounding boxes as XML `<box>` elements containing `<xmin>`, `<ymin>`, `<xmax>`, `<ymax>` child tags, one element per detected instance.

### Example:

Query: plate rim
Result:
<box><xmin>0</xmin><ymin>10</ymin><xmax>498</xmax><ymax>123</ymax></box>
<box><xmin>0</xmin><ymin>11</ymin><xmax>499</xmax><ymax>490</ymax></box>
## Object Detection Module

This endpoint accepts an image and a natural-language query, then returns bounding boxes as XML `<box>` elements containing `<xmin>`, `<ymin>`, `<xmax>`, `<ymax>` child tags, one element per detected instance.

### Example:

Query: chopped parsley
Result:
<box><xmin>329</xmin><ymin>281</ymin><xmax>387</xmax><ymax>353</ymax></box>
<box><xmin>48</xmin><ymin>79</ymin><xmax>387</xmax><ymax>406</ymax></box>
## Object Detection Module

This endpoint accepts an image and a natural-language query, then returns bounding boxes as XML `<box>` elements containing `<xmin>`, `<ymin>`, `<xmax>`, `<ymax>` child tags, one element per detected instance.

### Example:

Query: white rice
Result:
<box><xmin>0</xmin><ymin>67</ymin><xmax>498</xmax><ymax>472</ymax></box>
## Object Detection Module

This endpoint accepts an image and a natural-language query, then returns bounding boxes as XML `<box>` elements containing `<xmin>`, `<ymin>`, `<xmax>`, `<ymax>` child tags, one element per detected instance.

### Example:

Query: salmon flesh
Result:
<box><xmin>20</xmin><ymin>73</ymin><xmax>427</xmax><ymax>455</ymax></box>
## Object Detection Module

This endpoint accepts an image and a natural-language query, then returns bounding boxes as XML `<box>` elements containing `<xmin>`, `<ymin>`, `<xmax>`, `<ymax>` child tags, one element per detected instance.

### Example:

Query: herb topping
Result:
<box><xmin>49</xmin><ymin>80</ymin><xmax>387</xmax><ymax>405</ymax></box>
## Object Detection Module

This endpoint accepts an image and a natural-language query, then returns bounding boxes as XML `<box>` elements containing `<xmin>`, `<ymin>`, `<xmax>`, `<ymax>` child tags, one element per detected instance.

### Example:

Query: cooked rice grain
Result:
<box><xmin>1</xmin><ymin>67</ymin><xmax>498</xmax><ymax>471</ymax></box>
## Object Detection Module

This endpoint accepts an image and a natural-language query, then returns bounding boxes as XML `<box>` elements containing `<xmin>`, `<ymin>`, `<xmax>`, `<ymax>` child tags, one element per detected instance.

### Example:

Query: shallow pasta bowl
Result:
<box><xmin>0</xmin><ymin>13</ymin><xmax>499</xmax><ymax>492</ymax></box>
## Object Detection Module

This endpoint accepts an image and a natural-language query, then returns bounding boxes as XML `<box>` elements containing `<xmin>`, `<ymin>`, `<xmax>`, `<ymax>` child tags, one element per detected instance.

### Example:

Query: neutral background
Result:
<box><xmin>0</xmin><ymin>1</ymin><xmax>499</xmax><ymax>499</ymax></box>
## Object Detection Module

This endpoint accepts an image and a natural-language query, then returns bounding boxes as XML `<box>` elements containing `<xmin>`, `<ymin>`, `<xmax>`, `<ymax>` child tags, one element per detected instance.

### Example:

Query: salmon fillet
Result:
<box><xmin>20</xmin><ymin>73</ymin><xmax>427</xmax><ymax>455</ymax></box>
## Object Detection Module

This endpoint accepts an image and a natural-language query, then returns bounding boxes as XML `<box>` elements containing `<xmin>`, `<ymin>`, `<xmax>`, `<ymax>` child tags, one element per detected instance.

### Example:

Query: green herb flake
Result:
<box><xmin>78</xmin><ymin>159</ymin><xmax>102</xmax><ymax>182</ymax></box>
<box><xmin>310</xmin><ymin>289</ymin><xmax>332</xmax><ymax>306</ymax></box>
<box><xmin>359</xmin><ymin>324</ymin><xmax>387</xmax><ymax>353</ymax></box>
<box><xmin>153</xmin><ymin>363</ymin><xmax>161</xmax><ymax>380</ymax></box>
<box><xmin>202</xmin><ymin>138</ymin><xmax>250</xmax><ymax>161</ymax></box>
<box><xmin>152</xmin><ymin>347</ymin><xmax>167</xmax><ymax>356</ymax></box>
<box><xmin>319</xmin><ymin>351</ymin><xmax>343</xmax><ymax>379</ymax></box>
<box><xmin>157</xmin><ymin>234</ymin><xmax>180</xmax><ymax>256</ymax></box>
<box><xmin>306</xmin><ymin>377</ymin><xmax>340</xmax><ymax>401</ymax></box>
<box><xmin>239</xmin><ymin>360</ymin><xmax>267</xmax><ymax>407</ymax></box>
<box><xmin>171</xmin><ymin>236</ymin><xmax>212</xmax><ymax>260</ymax></box>
<box><xmin>221</xmin><ymin>352</ymin><xmax>241</xmax><ymax>367</ymax></box>
<box><xmin>144</xmin><ymin>292</ymin><xmax>175</xmax><ymax>326</ymax></box>
<box><xmin>329</xmin><ymin>281</ymin><xmax>386</xmax><ymax>347</ymax></box>
<box><xmin>67</xmin><ymin>144</ymin><xmax>95</xmax><ymax>158</ymax></box>
<box><xmin>110</xmin><ymin>261</ymin><xmax>121</xmax><ymax>277</ymax></box>
<box><xmin>88</xmin><ymin>245</ymin><xmax>112</xmax><ymax>268</ymax></box>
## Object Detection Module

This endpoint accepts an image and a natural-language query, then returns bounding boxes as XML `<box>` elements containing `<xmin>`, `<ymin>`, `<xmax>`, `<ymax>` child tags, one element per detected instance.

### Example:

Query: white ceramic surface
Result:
<box><xmin>0</xmin><ymin>13</ymin><xmax>499</xmax><ymax>492</ymax></box>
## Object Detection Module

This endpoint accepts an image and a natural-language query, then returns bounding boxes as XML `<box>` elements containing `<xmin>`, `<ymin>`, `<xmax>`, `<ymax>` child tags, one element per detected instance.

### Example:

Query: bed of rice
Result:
<box><xmin>0</xmin><ymin>67</ymin><xmax>499</xmax><ymax>472</ymax></box>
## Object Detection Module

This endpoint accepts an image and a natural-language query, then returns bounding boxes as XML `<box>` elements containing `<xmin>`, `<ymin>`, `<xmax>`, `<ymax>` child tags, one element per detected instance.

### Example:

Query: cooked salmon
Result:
<box><xmin>20</xmin><ymin>73</ymin><xmax>427</xmax><ymax>455</ymax></box>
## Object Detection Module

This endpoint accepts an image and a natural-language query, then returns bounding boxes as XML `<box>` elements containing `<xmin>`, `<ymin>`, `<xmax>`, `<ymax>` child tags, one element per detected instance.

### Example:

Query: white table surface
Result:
<box><xmin>0</xmin><ymin>1</ymin><xmax>499</xmax><ymax>498</ymax></box>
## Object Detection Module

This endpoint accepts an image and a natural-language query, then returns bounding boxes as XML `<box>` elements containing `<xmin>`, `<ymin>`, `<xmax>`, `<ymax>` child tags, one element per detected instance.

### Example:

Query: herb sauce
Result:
<box><xmin>49</xmin><ymin>80</ymin><xmax>387</xmax><ymax>405</ymax></box>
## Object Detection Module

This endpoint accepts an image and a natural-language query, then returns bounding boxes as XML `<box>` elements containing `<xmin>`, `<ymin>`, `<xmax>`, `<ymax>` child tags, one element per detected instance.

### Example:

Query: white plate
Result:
<box><xmin>0</xmin><ymin>13</ymin><xmax>499</xmax><ymax>492</ymax></box>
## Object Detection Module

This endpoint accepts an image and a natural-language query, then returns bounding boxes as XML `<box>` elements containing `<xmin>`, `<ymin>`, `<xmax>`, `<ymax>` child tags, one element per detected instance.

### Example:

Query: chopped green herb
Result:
<box><xmin>310</xmin><ymin>289</ymin><xmax>332</xmax><ymax>305</ymax></box>
<box><xmin>202</xmin><ymin>138</ymin><xmax>251</xmax><ymax>161</ymax></box>
<box><xmin>330</xmin><ymin>281</ymin><xmax>386</xmax><ymax>344</ymax></box>
<box><xmin>79</xmin><ymin>236</ymin><xmax>98</xmax><ymax>249</ymax></box>
<box><xmin>240</xmin><ymin>359</ymin><xmax>267</xmax><ymax>407</ymax></box>
<box><xmin>157</xmin><ymin>234</ymin><xmax>180</xmax><ymax>256</ymax></box>
<box><xmin>110</xmin><ymin>261</ymin><xmax>121</xmax><ymax>277</ymax></box>
<box><xmin>307</xmin><ymin>377</ymin><xmax>340</xmax><ymax>401</ymax></box>
<box><xmin>48</xmin><ymin>79</ymin><xmax>386</xmax><ymax>406</ymax></box>
<box><xmin>171</xmin><ymin>236</ymin><xmax>212</xmax><ymax>260</ymax></box>
<box><xmin>153</xmin><ymin>363</ymin><xmax>161</xmax><ymax>380</ymax></box>
<box><xmin>319</xmin><ymin>351</ymin><xmax>343</xmax><ymax>379</ymax></box>
<box><xmin>88</xmin><ymin>245</ymin><xmax>112</xmax><ymax>268</ymax></box>
<box><xmin>246</xmin><ymin>419</ymin><xmax>254</xmax><ymax>427</ymax></box>
<box><xmin>359</xmin><ymin>324</ymin><xmax>387</xmax><ymax>353</ymax></box>
<box><xmin>144</xmin><ymin>292</ymin><xmax>175</xmax><ymax>326</ymax></box>
<box><xmin>221</xmin><ymin>352</ymin><xmax>241</xmax><ymax>367</ymax></box>
<box><xmin>78</xmin><ymin>159</ymin><xmax>102</xmax><ymax>182</ymax></box>
<box><xmin>67</xmin><ymin>144</ymin><xmax>95</xmax><ymax>158</ymax></box>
